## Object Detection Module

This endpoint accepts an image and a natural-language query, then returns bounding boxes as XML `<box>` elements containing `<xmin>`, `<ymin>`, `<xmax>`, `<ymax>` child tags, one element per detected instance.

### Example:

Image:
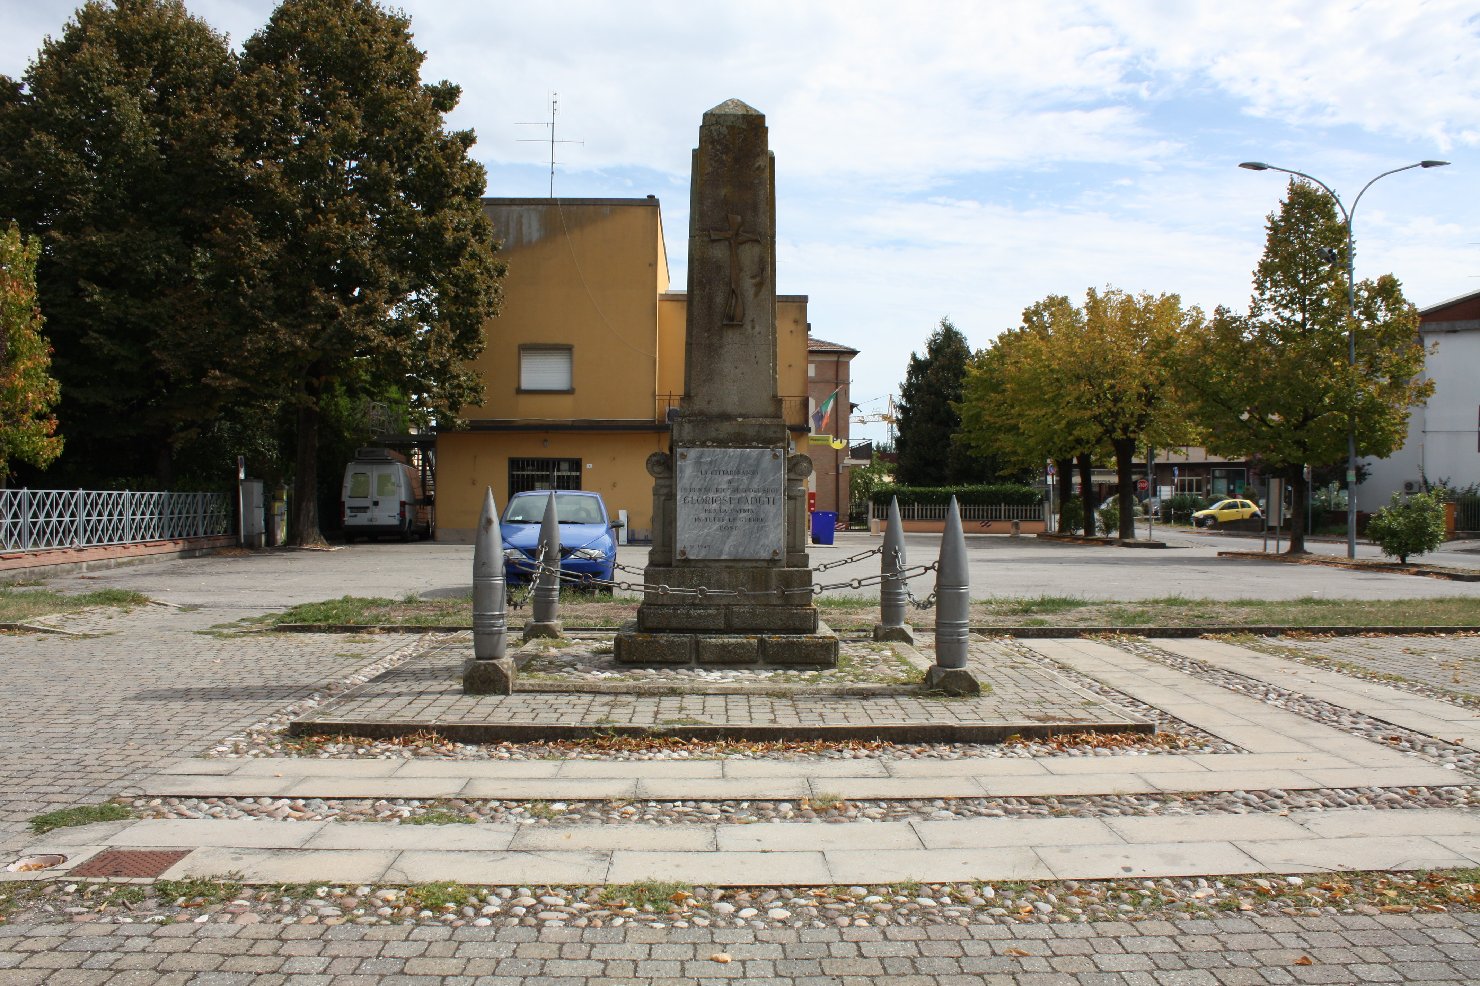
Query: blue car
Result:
<box><xmin>501</xmin><ymin>490</ymin><xmax>620</xmax><ymax>589</ymax></box>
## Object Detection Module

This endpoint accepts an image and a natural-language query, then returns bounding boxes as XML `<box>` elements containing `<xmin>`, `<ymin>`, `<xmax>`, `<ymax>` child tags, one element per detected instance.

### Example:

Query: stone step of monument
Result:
<box><xmin>132</xmin><ymin>753</ymin><xmax>1458</xmax><ymax>802</ymax></box>
<box><xmin>23</xmin><ymin>807</ymin><xmax>1480</xmax><ymax>885</ymax></box>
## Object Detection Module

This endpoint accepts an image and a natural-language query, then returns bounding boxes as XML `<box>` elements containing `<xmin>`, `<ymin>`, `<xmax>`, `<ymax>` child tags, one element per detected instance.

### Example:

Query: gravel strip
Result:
<box><xmin>1228</xmin><ymin>632</ymin><xmax>1480</xmax><ymax>710</ymax></box>
<box><xmin>995</xmin><ymin>636</ymin><xmax>1237</xmax><ymax>753</ymax></box>
<box><xmin>6</xmin><ymin>870</ymin><xmax>1478</xmax><ymax>930</ymax></box>
<box><xmin>129</xmin><ymin>784</ymin><xmax>1478</xmax><ymax>826</ymax></box>
<box><xmin>1114</xmin><ymin>636</ymin><xmax>1480</xmax><ymax>775</ymax></box>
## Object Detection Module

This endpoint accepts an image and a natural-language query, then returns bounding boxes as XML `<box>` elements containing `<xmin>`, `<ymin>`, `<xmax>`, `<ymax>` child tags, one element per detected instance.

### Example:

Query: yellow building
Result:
<box><xmin>435</xmin><ymin>197</ymin><xmax>812</xmax><ymax>542</ymax></box>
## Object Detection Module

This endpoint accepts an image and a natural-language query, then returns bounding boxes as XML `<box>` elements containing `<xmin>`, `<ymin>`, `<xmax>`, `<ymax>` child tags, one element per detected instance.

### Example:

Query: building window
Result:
<box><xmin>519</xmin><ymin>346</ymin><xmax>573</xmax><ymax>392</ymax></box>
<box><xmin>807</xmin><ymin>363</ymin><xmax>816</xmax><ymax>378</ymax></box>
<box><xmin>508</xmin><ymin>458</ymin><xmax>582</xmax><ymax>495</ymax></box>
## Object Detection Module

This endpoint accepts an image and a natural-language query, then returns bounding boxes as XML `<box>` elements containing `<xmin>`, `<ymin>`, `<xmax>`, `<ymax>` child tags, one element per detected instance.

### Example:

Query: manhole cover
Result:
<box><xmin>69</xmin><ymin>849</ymin><xmax>192</xmax><ymax>878</ymax></box>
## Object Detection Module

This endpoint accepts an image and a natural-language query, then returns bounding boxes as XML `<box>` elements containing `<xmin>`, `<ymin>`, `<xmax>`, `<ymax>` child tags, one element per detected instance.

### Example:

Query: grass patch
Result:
<box><xmin>972</xmin><ymin>594</ymin><xmax>1480</xmax><ymax>628</ymax></box>
<box><xmin>405</xmin><ymin>881</ymin><xmax>478</xmax><ymax>911</ymax></box>
<box><xmin>401</xmin><ymin>809</ymin><xmax>474</xmax><ymax>826</ymax></box>
<box><xmin>524</xmin><ymin>800</ymin><xmax>562</xmax><ymax>820</ymax></box>
<box><xmin>29</xmin><ymin>802</ymin><xmax>134</xmax><ymax>834</ymax></box>
<box><xmin>599</xmin><ymin>881</ymin><xmax>693</xmax><ymax>912</ymax></box>
<box><xmin>154</xmin><ymin>877</ymin><xmax>243</xmax><ymax>905</ymax></box>
<box><xmin>0</xmin><ymin>587</ymin><xmax>151</xmax><ymax>623</ymax></box>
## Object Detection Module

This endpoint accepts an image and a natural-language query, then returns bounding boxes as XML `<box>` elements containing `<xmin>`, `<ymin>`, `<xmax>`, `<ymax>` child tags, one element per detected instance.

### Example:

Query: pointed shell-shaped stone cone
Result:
<box><xmin>472</xmin><ymin>487</ymin><xmax>507</xmax><ymax>661</ymax></box>
<box><xmin>879</xmin><ymin>496</ymin><xmax>908</xmax><ymax>630</ymax></box>
<box><xmin>933</xmin><ymin>496</ymin><xmax>970</xmax><ymax>670</ymax></box>
<box><xmin>531</xmin><ymin>490</ymin><xmax>561</xmax><ymax>626</ymax></box>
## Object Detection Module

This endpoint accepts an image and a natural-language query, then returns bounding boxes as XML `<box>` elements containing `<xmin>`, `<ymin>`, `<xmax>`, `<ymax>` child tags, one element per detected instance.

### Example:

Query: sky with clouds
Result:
<box><xmin>4</xmin><ymin>0</ymin><xmax>1477</xmax><ymax>443</ymax></box>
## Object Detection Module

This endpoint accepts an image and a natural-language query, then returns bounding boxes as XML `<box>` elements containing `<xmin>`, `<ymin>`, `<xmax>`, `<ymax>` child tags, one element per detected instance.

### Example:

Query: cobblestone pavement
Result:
<box><xmin>294</xmin><ymin>635</ymin><xmax>1144</xmax><ymax>734</ymax></box>
<box><xmin>1241</xmin><ymin>633</ymin><xmax>1480</xmax><ymax>703</ymax></box>
<box><xmin>0</xmin><ymin>605</ymin><xmax>419</xmax><ymax>851</ymax></box>
<box><xmin>1</xmin><ymin>911</ymin><xmax>1477</xmax><ymax>983</ymax></box>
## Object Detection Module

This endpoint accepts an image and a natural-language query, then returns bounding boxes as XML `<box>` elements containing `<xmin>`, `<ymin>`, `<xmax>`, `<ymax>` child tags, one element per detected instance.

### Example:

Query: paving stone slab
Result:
<box><xmin>910</xmin><ymin>817</ymin><xmax>1116</xmax><ymax>849</ymax></box>
<box><xmin>511</xmin><ymin>825</ymin><xmax>719</xmax><ymax>852</ymax></box>
<box><xmin>714</xmin><ymin>821</ymin><xmax>923</xmax><ymax>852</ymax></box>
<box><xmin>386</xmin><ymin>849</ymin><xmax>611</xmax><ymax>885</ymax></box>
<box><xmin>1036</xmin><ymin>841</ymin><xmax>1264</xmax><ymax>879</ymax></box>
<box><xmin>605</xmin><ymin>850</ymin><xmax>832</xmax><ymax>885</ymax></box>
<box><xmin>303</xmin><ymin>824</ymin><xmax>520</xmax><ymax>852</ymax></box>
<box><xmin>823</xmin><ymin>847</ymin><xmax>1050</xmax><ymax>883</ymax></box>
<box><xmin>1289</xmin><ymin>808</ymin><xmax>1480</xmax><ymax>839</ymax></box>
<box><xmin>1103</xmin><ymin>815</ymin><xmax>1311</xmax><ymax>845</ymax></box>
<box><xmin>160</xmin><ymin>847</ymin><xmax>398</xmax><ymax>884</ymax></box>
<box><xmin>1238</xmin><ymin>836</ymin><xmax>1476</xmax><ymax>873</ymax></box>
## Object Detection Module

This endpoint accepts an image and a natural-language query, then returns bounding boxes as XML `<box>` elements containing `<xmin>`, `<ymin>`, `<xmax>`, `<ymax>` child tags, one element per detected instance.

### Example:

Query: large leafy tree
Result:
<box><xmin>958</xmin><ymin>301</ymin><xmax>1100</xmax><ymax>532</ymax></box>
<box><xmin>961</xmin><ymin>290</ymin><xmax>1197</xmax><ymax>539</ymax></box>
<box><xmin>0</xmin><ymin>224</ymin><xmax>64</xmax><ymax>484</ymax></box>
<box><xmin>0</xmin><ymin>0</ymin><xmax>243</xmax><ymax>486</ymax></box>
<box><xmin>895</xmin><ymin>317</ymin><xmax>991</xmax><ymax>486</ymax></box>
<box><xmin>229</xmin><ymin>0</ymin><xmax>503</xmax><ymax>544</ymax></box>
<box><xmin>1180</xmin><ymin>180</ymin><xmax>1431</xmax><ymax>553</ymax></box>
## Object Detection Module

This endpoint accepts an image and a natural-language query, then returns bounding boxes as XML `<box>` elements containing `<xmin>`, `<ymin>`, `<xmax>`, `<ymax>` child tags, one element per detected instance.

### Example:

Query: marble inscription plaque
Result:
<box><xmin>676</xmin><ymin>448</ymin><xmax>784</xmax><ymax>560</ymax></box>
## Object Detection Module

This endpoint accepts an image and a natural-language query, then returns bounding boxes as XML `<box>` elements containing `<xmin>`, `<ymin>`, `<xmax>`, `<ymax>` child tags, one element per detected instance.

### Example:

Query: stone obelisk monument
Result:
<box><xmin>614</xmin><ymin>99</ymin><xmax>837</xmax><ymax>667</ymax></box>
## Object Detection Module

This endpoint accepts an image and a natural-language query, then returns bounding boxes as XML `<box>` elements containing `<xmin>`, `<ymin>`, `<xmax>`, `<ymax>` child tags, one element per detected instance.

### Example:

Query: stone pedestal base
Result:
<box><xmin>873</xmin><ymin>623</ymin><xmax>915</xmax><ymax>644</ymax></box>
<box><xmin>634</xmin><ymin>566</ymin><xmax>818</xmax><ymax>633</ymax></box>
<box><xmin>613</xmin><ymin>622</ymin><xmax>839</xmax><ymax>668</ymax></box>
<box><xmin>924</xmin><ymin>665</ymin><xmax>981</xmax><ymax>696</ymax></box>
<box><xmin>522</xmin><ymin>621</ymin><xmax>563</xmax><ymax>641</ymax></box>
<box><xmin>462</xmin><ymin>657</ymin><xmax>517</xmax><ymax>695</ymax></box>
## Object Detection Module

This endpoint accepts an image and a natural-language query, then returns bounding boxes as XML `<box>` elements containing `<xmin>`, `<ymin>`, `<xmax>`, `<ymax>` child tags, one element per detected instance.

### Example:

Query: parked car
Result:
<box><xmin>340</xmin><ymin>449</ymin><xmax>432</xmax><ymax>541</ymax></box>
<box><xmin>1190</xmin><ymin>498</ymin><xmax>1262</xmax><ymax>528</ymax></box>
<box><xmin>501</xmin><ymin>490</ymin><xmax>620</xmax><ymax>588</ymax></box>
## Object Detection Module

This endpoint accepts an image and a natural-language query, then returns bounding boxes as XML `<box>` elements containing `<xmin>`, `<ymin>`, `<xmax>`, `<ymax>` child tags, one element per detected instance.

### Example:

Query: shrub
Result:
<box><xmin>1365</xmin><ymin>491</ymin><xmax>1446</xmax><ymax>564</ymax></box>
<box><xmin>1058</xmin><ymin>498</ymin><xmax>1084</xmax><ymax>534</ymax></box>
<box><xmin>869</xmin><ymin>483</ymin><xmax>1043</xmax><ymax>508</ymax></box>
<box><xmin>1098</xmin><ymin>504</ymin><xmax>1120</xmax><ymax>536</ymax></box>
<box><xmin>1163</xmin><ymin>493</ymin><xmax>1207</xmax><ymax>524</ymax></box>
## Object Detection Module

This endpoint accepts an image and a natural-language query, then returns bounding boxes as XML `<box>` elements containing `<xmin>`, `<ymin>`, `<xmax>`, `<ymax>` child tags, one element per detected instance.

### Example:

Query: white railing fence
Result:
<box><xmin>869</xmin><ymin>501</ymin><xmax>1047</xmax><ymax>523</ymax></box>
<box><xmin>0</xmin><ymin>489</ymin><xmax>231</xmax><ymax>553</ymax></box>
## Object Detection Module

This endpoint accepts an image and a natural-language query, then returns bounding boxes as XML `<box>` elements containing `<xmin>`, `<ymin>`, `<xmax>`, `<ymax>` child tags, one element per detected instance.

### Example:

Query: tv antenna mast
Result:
<box><xmin>517</xmin><ymin>92</ymin><xmax>583</xmax><ymax>197</ymax></box>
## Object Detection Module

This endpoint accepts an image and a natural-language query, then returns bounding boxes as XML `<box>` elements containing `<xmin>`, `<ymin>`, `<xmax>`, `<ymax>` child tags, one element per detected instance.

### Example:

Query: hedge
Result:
<box><xmin>869</xmin><ymin>483</ymin><xmax>1043</xmax><ymax>507</ymax></box>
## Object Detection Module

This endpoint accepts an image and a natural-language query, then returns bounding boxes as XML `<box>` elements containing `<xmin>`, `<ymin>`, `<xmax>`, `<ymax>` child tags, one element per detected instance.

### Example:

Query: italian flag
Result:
<box><xmin>812</xmin><ymin>388</ymin><xmax>841</xmax><ymax>434</ymax></box>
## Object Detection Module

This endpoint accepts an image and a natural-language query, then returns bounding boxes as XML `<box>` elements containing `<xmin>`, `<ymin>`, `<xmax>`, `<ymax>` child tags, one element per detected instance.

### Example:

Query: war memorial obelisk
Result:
<box><xmin>614</xmin><ymin>99</ymin><xmax>837</xmax><ymax>667</ymax></box>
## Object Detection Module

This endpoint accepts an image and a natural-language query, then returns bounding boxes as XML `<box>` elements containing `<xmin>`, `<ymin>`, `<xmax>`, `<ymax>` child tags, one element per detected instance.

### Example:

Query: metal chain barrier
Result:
<box><xmin>530</xmin><ymin>554</ymin><xmax>938</xmax><ymax>601</ymax></box>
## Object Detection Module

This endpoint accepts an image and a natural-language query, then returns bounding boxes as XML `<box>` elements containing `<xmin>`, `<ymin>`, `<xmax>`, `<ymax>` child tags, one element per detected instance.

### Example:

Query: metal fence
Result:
<box><xmin>0</xmin><ymin>489</ymin><xmax>231</xmax><ymax>553</ymax></box>
<box><xmin>869</xmin><ymin>500</ymin><xmax>1047</xmax><ymax>523</ymax></box>
<box><xmin>1455</xmin><ymin>496</ymin><xmax>1480</xmax><ymax>535</ymax></box>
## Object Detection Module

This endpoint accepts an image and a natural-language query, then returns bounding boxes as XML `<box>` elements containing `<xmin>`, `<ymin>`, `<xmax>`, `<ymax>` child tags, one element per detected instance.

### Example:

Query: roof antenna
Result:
<box><xmin>517</xmin><ymin>92</ymin><xmax>583</xmax><ymax>197</ymax></box>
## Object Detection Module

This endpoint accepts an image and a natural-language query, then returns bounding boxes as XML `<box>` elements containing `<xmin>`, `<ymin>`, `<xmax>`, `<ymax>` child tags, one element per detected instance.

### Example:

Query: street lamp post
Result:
<box><xmin>1238</xmin><ymin>159</ymin><xmax>1449</xmax><ymax>559</ymax></box>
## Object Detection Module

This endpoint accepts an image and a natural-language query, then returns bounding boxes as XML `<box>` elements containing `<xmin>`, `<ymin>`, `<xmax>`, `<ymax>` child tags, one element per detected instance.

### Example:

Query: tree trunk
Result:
<box><xmin>1054</xmin><ymin>457</ymin><xmax>1074</xmax><ymax>534</ymax></box>
<box><xmin>1286</xmin><ymin>469</ymin><xmax>1308</xmax><ymax>555</ymax></box>
<box><xmin>1077</xmin><ymin>453</ymin><xmax>1094</xmax><ymax>537</ymax></box>
<box><xmin>290</xmin><ymin>398</ymin><xmax>321</xmax><ymax>546</ymax></box>
<box><xmin>155</xmin><ymin>443</ymin><xmax>173</xmax><ymax>489</ymax></box>
<box><xmin>1114</xmin><ymin>437</ymin><xmax>1136</xmax><ymax>541</ymax></box>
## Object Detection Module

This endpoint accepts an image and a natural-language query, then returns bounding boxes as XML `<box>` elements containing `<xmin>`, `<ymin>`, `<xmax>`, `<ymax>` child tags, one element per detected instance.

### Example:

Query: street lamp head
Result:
<box><xmin>1239</xmin><ymin>162</ymin><xmax>1270</xmax><ymax>171</ymax></box>
<box><xmin>1420</xmin><ymin>160</ymin><xmax>1450</xmax><ymax>168</ymax></box>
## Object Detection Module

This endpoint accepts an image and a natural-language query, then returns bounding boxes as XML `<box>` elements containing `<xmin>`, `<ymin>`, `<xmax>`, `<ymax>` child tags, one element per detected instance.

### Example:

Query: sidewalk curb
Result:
<box><xmin>1218</xmin><ymin>550</ymin><xmax>1480</xmax><ymax>582</ymax></box>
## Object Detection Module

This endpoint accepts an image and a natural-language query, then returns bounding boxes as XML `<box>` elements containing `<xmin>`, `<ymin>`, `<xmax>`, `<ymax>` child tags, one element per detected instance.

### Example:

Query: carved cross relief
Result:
<box><xmin>707</xmin><ymin>213</ymin><xmax>761</xmax><ymax>326</ymax></box>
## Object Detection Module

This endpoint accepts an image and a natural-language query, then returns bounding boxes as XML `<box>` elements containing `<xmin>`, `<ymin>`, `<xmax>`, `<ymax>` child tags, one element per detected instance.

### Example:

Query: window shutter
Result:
<box><xmin>520</xmin><ymin>349</ymin><xmax>572</xmax><ymax>390</ymax></box>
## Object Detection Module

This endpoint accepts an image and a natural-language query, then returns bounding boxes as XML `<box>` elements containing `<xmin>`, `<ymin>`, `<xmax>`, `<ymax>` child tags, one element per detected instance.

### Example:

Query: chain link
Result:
<box><xmin>512</xmin><ymin>555</ymin><xmax>938</xmax><ymax>600</ymax></box>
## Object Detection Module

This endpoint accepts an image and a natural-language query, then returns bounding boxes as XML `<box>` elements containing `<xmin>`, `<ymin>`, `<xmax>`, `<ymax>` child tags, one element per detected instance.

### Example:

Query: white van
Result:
<box><xmin>340</xmin><ymin>449</ymin><xmax>432</xmax><ymax>541</ymax></box>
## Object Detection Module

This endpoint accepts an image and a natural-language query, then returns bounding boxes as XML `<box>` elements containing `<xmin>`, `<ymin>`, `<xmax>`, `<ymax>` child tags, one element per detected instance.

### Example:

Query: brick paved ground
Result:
<box><xmin>1</xmin><ymin>912</ymin><xmax>1477</xmax><ymax>983</ymax></box>
<box><xmin>294</xmin><ymin>635</ymin><xmax>1145</xmax><ymax>734</ymax></box>
<box><xmin>1248</xmin><ymin>634</ymin><xmax>1480</xmax><ymax>701</ymax></box>
<box><xmin>0</xmin><ymin>606</ymin><xmax>419</xmax><ymax>850</ymax></box>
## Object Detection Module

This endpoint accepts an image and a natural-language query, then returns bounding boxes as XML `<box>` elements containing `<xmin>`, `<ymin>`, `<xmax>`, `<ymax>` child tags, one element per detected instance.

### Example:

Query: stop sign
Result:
<box><xmin>1136</xmin><ymin>479</ymin><xmax>1148</xmax><ymax>492</ymax></box>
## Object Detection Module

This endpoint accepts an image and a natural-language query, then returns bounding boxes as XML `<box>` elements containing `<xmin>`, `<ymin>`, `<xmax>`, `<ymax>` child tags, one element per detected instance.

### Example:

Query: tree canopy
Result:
<box><xmin>894</xmin><ymin>317</ymin><xmax>993</xmax><ymax>486</ymax></box>
<box><xmin>1179</xmin><ymin>179</ymin><xmax>1431</xmax><ymax>552</ymax></box>
<box><xmin>0</xmin><ymin>0</ymin><xmax>243</xmax><ymax>486</ymax></box>
<box><xmin>960</xmin><ymin>288</ymin><xmax>1197</xmax><ymax>539</ymax></box>
<box><xmin>228</xmin><ymin>0</ymin><xmax>503</xmax><ymax>543</ymax></box>
<box><xmin>0</xmin><ymin>224</ymin><xmax>63</xmax><ymax>484</ymax></box>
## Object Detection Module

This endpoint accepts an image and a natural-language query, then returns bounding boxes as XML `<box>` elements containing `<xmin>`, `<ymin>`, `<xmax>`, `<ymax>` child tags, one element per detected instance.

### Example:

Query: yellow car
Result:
<box><xmin>1191</xmin><ymin>498</ymin><xmax>1262</xmax><ymax>528</ymax></box>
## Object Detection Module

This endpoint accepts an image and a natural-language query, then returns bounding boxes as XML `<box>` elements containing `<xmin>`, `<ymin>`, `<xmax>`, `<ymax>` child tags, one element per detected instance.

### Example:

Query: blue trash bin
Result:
<box><xmin>811</xmin><ymin>511</ymin><xmax>837</xmax><ymax>545</ymax></box>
